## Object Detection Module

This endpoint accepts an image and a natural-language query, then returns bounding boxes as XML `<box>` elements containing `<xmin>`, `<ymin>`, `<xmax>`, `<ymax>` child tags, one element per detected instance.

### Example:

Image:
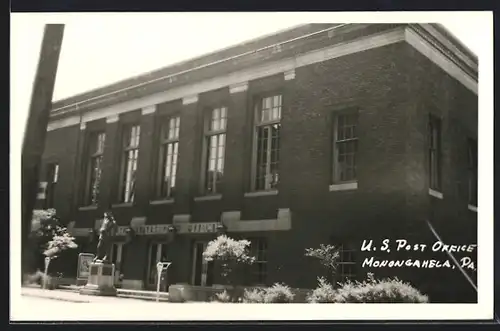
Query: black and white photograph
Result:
<box><xmin>10</xmin><ymin>11</ymin><xmax>493</xmax><ymax>321</ymax></box>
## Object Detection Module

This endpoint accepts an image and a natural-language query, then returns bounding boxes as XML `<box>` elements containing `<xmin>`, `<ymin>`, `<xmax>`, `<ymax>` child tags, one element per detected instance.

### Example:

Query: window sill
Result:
<box><xmin>150</xmin><ymin>199</ymin><xmax>174</xmax><ymax>205</ymax></box>
<box><xmin>112</xmin><ymin>202</ymin><xmax>134</xmax><ymax>208</ymax></box>
<box><xmin>428</xmin><ymin>188</ymin><xmax>443</xmax><ymax>199</ymax></box>
<box><xmin>329</xmin><ymin>182</ymin><xmax>358</xmax><ymax>192</ymax></box>
<box><xmin>194</xmin><ymin>194</ymin><xmax>222</xmax><ymax>202</ymax></box>
<box><xmin>78</xmin><ymin>205</ymin><xmax>98</xmax><ymax>211</ymax></box>
<box><xmin>244</xmin><ymin>190</ymin><xmax>278</xmax><ymax>197</ymax></box>
<box><xmin>468</xmin><ymin>204</ymin><xmax>478</xmax><ymax>212</ymax></box>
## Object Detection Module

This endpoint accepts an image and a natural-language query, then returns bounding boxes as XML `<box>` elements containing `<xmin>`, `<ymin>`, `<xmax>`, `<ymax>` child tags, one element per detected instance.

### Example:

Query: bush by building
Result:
<box><xmin>307</xmin><ymin>273</ymin><xmax>429</xmax><ymax>303</ymax></box>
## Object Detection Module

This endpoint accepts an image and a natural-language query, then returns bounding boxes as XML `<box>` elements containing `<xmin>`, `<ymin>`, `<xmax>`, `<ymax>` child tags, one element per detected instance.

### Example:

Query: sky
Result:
<box><xmin>12</xmin><ymin>12</ymin><xmax>486</xmax><ymax>104</ymax></box>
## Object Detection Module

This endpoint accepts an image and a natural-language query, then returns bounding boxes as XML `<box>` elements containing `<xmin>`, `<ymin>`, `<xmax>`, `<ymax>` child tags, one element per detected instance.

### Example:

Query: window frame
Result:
<box><xmin>155</xmin><ymin>115</ymin><xmax>180</xmax><ymax>200</ymax></box>
<box><xmin>118</xmin><ymin>123</ymin><xmax>141</xmax><ymax>204</ymax></box>
<box><xmin>83</xmin><ymin>131</ymin><xmax>106</xmax><ymax>206</ymax></box>
<box><xmin>337</xmin><ymin>243</ymin><xmax>356</xmax><ymax>281</ymax></box>
<box><xmin>45</xmin><ymin>163</ymin><xmax>59</xmax><ymax>209</ymax></box>
<box><xmin>250</xmin><ymin>92</ymin><xmax>283</xmax><ymax>192</ymax></box>
<box><xmin>428</xmin><ymin>114</ymin><xmax>442</xmax><ymax>192</ymax></box>
<box><xmin>331</xmin><ymin>110</ymin><xmax>359</xmax><ymax>184</ymax></box>
<box><xmin>249</xmin><ymin>237</ymin><xmax>268</xmax><ymax>286</ymax></box>
<box><xmin>467</xmin><ymin>137</ymin><xmax>478</xmax><ymax>207</ymax></box>
<box><xmin>200</xmin><ymin>106</ymin><xmax>228</xmax><ymax>196</ymax></box>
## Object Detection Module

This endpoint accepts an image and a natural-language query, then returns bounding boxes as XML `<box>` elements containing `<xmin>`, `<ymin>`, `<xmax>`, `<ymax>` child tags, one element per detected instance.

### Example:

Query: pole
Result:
<box><xmin>43</xmin><ymin>257</ymin><xmax>51</xmax><ymax>290</ymax></box>
<box><xmin>21</xmin><ymin>24</ymin><xmax>65</xmax><ymax>279</ymax></box>
<box><xmin>156</xmin><ymin>262</ymin><xmax>172</xmax><ymax>302</ymax></box>
<box><xmin>426</xmin><ymin>220</ymin><xmax>478</xmax><ymax>292</ymax></box>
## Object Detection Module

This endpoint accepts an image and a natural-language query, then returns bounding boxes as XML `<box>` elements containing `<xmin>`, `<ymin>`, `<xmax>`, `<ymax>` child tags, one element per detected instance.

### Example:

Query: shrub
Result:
<box><xmin>307</xmin><ymin>277</ymin><xmax>336</xmax><ymax>303</ymax></box>
<box><xmin>23</xmin><ymin>270</ymin><xmax>57</xmax><ymax>290</ymax></box>
<box><xmin>263</xmin><ymin>283</ymin><xmax>295</xmax><ymax>303</ymax></box>
<box><xmin>242</xmin><ymin>288</ymin><xmax>266</xmax><ymax>303</ymax></box>
<box><xmin>308</xmin><ymin>273</ymin><xmax>429</xmax><ymax>303</ymax></box>
<box><xmin>213</xmin><ymin>290</ymin><xmax>232</xmax><ymax>303</ymax></box>
<box><xmin>243</xmin><ymin>283</ymin><xmax>295</xmax><ymax>303</ymax></box>
<box><xmin>333</xmin><ymin>274</ymin><xmax>429</xmax><ymax>303</ymax></box>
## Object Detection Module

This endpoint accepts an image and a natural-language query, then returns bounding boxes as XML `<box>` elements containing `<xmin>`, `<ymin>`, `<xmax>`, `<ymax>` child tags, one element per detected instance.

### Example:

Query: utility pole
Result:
<box><xmin>21</xmin><ymin>24</ymin><xmax>65</xmax><ymax>279</ymax></box>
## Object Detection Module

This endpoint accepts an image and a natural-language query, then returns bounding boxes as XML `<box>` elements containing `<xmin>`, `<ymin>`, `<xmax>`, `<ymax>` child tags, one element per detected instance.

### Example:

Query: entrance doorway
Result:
<box><xmin>146</xmin><ymin>242</ymin><xmax>169</xmax><ymax>288</ymax></box>
<box><xmin>191</xmin><ymin>241</ymin><xmax>213</xmax><ymax>287</ymax></box>
<box><xmin>109</xmin><ymin>243</ymin><xmax>125</xmax><ymax>285</ymax></box>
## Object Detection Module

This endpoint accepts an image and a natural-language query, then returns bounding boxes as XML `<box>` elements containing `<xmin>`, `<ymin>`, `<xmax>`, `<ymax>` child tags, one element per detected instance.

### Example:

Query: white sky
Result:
<box><xmin>12</xmin><ymin>12</ymin><xmax>484</xmax><ymax>103</ymax></box>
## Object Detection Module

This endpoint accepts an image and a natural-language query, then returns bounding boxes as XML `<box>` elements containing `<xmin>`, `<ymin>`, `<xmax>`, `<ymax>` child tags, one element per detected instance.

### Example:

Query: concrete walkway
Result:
<box><xmin>21</xmin><ymin>287</ymin><xmax>170</xmax><ymax>304</ymax></box>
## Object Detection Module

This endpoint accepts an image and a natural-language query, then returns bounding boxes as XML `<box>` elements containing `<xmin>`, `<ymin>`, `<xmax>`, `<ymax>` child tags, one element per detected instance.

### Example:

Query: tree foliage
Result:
<box><xmin>203</xmin><ymin>235</ymin><xmax>255</xmax><ymax>287</ymax></box>
<box><xmin>305</xmin><ymin>244</ymin><xmax>340</xmax><ymax>283</ymax></box>
<box><xmin>30</xmin><ymin>209</ymin><xmax>78</xmax><ymax>261</ymax></box>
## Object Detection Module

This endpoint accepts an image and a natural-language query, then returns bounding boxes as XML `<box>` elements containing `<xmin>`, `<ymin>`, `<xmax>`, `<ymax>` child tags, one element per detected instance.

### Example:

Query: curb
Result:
<box><xmin>21</xmin><ymin>293</ymin><xmax>91</xmax><ymax>303</ymax></box>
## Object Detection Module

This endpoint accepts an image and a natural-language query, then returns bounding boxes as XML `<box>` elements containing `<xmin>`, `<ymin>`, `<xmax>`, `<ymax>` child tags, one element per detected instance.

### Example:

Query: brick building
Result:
<box><xmin>36</xmin><ymin>23</ymin><xmax>478</xmax><ymax>302</ymax></box>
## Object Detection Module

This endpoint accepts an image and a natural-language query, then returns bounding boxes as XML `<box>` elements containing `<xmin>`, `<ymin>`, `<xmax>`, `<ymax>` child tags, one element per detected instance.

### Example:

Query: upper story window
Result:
<box><xmin>332</xmin><ymin>111</ymin><xmax>358</xmax><ymax>183</ymax></box>
<box><xmin>428</xmin><ymin>115</ymin><xmax>442</xmax><ymax>192</ymax></box>
<box><xmin>467</xmin><ymin>138</ymin><xmax>478</xmax><ymax>207</ymax></box>
<box><xmin>202</xmin><ymin>107</ymin><xmax>227</xmax><ymax>195</ymax></box>
<box><xmin>253</xmin><ymin>94</ymin><xmax>282</xmax><ymax>191</ymax></box>
<box><xmin>83</xmin><ymin>132</ymin><xmax>105</xmax><ymax>206</ymax></box>
<box><xmin>119</xmin><ymin>124</ymin><xmax>140</xmax><ymax>203</ymax></box>
<box><xmin>45</xmin><ymin>163</ymin><xmax>59</xmax><ymax>209</ymax></box>
<box><xmin>156</xmin><ymin>116</ymin><xmax>180</xmax><ymax>199</ymax></box>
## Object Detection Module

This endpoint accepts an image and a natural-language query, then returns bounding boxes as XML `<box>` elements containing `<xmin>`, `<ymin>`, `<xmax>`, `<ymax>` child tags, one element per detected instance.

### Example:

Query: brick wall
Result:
<box><xmin>40</xmin><ymin>40</ymin><xmax>477</xmax><ymax>302</ymax></box>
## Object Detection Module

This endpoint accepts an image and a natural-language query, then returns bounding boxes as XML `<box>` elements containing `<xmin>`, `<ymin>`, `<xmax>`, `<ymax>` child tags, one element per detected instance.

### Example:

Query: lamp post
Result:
<box><xmin>156</xmin><ymin>262</ymin><xmax>172</xmax><ymax>302</ymax></box>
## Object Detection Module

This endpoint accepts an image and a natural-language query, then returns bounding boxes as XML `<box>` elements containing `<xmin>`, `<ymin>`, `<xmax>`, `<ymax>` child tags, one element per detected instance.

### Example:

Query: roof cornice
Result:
<box><xmin>48</xmin><ymin>23</ymin><xmax>478</xmax><ymax>126</ymax></box>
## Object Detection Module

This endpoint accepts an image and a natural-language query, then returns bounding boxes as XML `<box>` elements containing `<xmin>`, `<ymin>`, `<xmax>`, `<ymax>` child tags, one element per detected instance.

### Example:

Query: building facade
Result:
<box><xmin>35</xmin><ymin>23</ymin><xmax>478</xmax><ymax>302</ymax></box>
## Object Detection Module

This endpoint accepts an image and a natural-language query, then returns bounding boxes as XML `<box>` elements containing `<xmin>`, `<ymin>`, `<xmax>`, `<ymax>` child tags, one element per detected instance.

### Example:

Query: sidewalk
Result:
<box><xmin>21</xmin><ymin>286</ymin><xmax>170</xmax><ymax>304</ymax></box>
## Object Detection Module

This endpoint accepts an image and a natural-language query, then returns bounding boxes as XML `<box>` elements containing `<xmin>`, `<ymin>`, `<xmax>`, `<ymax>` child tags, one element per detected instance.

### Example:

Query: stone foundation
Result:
<box><xmin>79</xmin><ymin>262</ymin><xmax>117</xmax><ymax>296</ymax></box>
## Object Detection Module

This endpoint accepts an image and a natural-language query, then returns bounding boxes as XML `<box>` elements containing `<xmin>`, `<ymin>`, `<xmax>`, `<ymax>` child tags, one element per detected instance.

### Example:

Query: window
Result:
<box><xmin>84</xmin><ymin>132</ymin><xmax>105</xmax><ymax>206</ymax></box>
<box><xmin>203</xmin><ymin>107</ymin><xmax>227</xmax><ymax>195</ymax></box>
<box><xmin>119</xmin><ymin>124</ymin><xmax>140</xmax><ymax>203</ymax></box>
<box><xmin>332</xmin><ymin>112</ymin><xmax>358</xmax><ymax>183</ymax></box>
<box><xmin>147</xmin><ymin>243</ymin><xmax>169</xmax><ymax>286</ymax></box>
<box><xmin>250</xmin><ymin>238</ymin><xmax>268</xmax><ymax>285</ymax></box>
<box><xmin>45</xmin><ymin>163</ymin><xmax>59</xmax><ymax>208</ymax></box>
<box><xmin>428</xmin><ymin>115</ymin><xmax>442</xmax><ymax>191</ymax></box>
<box><xmin>156</xmin><ymin>116</ymin><xmax>180</xmax><ymax>199</ymax></box>
<box><xmin>253</xmin><ymin>95</ymin><xmax>281</xmax><ymax>191</ymax></box>
<box><xmin>467</xmin><ymin>138</ymin><xmax>478</xmax><ymax>206</ymax></box>
<box><xmin>338</xmin><ymin>244</ymin><xmax>356</xmax><ymax>281</ymax></box>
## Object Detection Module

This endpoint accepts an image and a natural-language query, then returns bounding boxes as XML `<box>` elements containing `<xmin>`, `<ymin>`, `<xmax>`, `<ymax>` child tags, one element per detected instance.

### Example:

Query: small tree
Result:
<box><xmin>203</xmin><ymin>235</ymin><xmax>255</xmax><ymax>300</ymax></box>
<box><xmin>29</xmin><ymin>209</ymin><xmax>78</xmax><ymax>272</ymax></box>
<box><xmin>44</xmin><ymin>232</ymin><xmax>78</xmax><ymax>259</ymax></box>
<box><xmin>305</xmin><ymin>244</ymin><xmax>340</xmax><ymax>284</ymax></box>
